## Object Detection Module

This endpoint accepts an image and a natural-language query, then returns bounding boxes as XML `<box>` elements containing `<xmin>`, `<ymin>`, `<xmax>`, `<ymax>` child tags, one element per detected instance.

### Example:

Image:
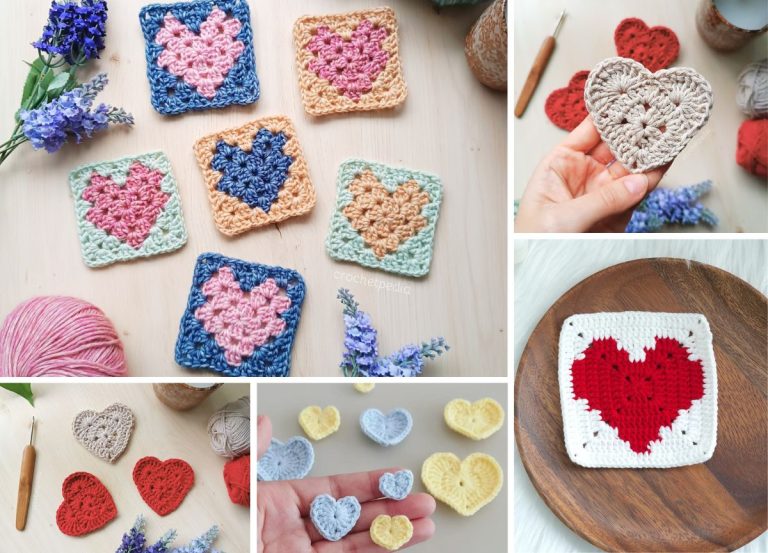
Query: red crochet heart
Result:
<box><xmin>56</xmin><ymin>472</ymin><xmax>117</xmax><ymax>537</ymax></box>
<box><xmin>133</xmin><ymin>456</ymin><xmax>195</xmax><ymax>516</ymax></box>
<box><xmin>614</xmin><ymin>18</ymin><xmax>679</xmax><ymax>72</ymax></box>
<box><xmin>544</xmin><ymin>70</ymin><xmax>590</xmax><ymax>131</ymax></box>
<box><xmin>571</xmin><ymin>337</ymin><xmax>704</xmax><ymax>453</ymax></box>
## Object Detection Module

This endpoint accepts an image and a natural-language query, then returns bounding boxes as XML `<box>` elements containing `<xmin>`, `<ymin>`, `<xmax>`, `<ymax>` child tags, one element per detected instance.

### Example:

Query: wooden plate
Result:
<box><xmin>515</xmin><ymin>258</ymin><xmax>767</xmax><ymax>552</ymax></box>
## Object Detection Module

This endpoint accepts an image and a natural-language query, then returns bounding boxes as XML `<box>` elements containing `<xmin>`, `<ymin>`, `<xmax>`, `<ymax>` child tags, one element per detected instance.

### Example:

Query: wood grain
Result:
<box><xmin>514</xmin><ymin>258</ymin><xmax>767</xmax><ymax>552</ymax></box>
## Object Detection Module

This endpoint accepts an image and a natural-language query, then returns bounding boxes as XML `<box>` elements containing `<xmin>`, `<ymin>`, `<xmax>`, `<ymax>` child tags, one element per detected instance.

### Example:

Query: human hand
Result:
<box><xmin>515</xmin><ymin>117</ymin><xmax>670</xmax><ymax>232</ymax></box>
<box><xmin>257</xmin><ymin>415</ymin><xmax>436</xmax><ymax>553</ymax></box>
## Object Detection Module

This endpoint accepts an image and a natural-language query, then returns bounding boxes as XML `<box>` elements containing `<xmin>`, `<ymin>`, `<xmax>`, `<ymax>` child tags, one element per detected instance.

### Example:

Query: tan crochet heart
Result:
<box><xmin>73</xmin><ymin>403</ymin><xmax>135</xmax><ymax>463</ymax></box>
<box><xmin>342</xmin><ymin>169</ymin><xmax>430</xmax><ymax>259</ymax></box>
<box><xmin>584</xmin><ymin>57</ymin><xmax>713</xmax><ymax>173</ymax></box>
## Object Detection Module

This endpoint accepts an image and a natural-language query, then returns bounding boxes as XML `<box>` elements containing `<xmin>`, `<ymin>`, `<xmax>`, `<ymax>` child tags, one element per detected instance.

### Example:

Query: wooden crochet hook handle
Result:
<box><xmin>15</xmin><ymin>417</ymin><xmax>36</xmax><ymax>531</ymax></box>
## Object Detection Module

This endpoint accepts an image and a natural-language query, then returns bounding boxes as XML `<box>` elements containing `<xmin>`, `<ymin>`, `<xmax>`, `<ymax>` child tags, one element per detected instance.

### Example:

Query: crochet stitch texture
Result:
<box><xmin>310</xmin><ymin>494</ymin><xmax>361</xmax><ymax>541</ymax></box>
<box><xmin>299</xmin><ymin>405</ymin><xmax>341</xmax><ymax>440</ymax></box>
<box><xmin>69</xmin><ymin>151</ymin><xmax>187</xmax><ymax>267</ymax></box>
<box><xmin>293</xmin><ymin>7</ymin><xmax>407</xmax><ymax>116</ymax></box>
<box><xmin>443</xmin><ymin>398</ymin><xmax>505</xmax><ymax>440</ymax></box>
<box><xmin>56</xmin><ymin>472</ymin><xmax>117</xmax><ymax>536</ymax></box>
<box><xmin>559</xmin><ymin>312</ymin><xmax>718</xmax><ymax>468</ymax></box>
<box><xmin>421</xmin><ymin>452</ymin><xmax>503</xmax><ymax>516</ymax></box>
<box><xmin>133</xmin><ymin>456</ymin><xmax>195</xmax><ymax>516</ymax></box>
<box><xmin>370</xmin><ymin>514</ymin><xmax>413</xmax><ymax>551</ymax></box>
<box><xmin>360</xmin><ymin>408</ymin><xmax>413</xmax><ymax>446</ymax></box>
<box><xmin>193</xmin><ymin>116</ymin><xmax>315</xmax><ymax>235</ymax></box>
<box><xmin>175</xmin><ymin>253</ymin><xmax>306</xmax><ymax>376</ymax></box>
<box><xmin>327</xmin><ymin>160</ymin><xmax>442</xmax><ymax>277</ymax></box>
<box><xmin>379</xmin><ymin>469</ymin><xmax>413</xmax><ymax>501</ymax></box>
<box><xmin>139</xmin><ymin>0</ymin><xmax>259</xmax><ymax>115</ymax></box>
<box><xmin>72</xmin><ymin>403</ymin><xmax>135</xmax><ymax>463</ymax></box>
<box><xmin>257</xmin><ymin>437</ymin><xmax>315</xmax><ymax>481</ymax></box>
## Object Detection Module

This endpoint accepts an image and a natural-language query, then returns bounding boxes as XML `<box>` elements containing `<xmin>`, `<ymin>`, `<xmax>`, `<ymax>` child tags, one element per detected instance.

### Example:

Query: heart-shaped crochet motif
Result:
<box><xmin>72</xmin><ymin>403</ymin><xmax>135</xmax><ymax>463</ymax></box>
<box><xmin>194</xmin><ymin>266</ymin><xmax>291</xmax><ymax>367</ymax></box>
<box><xmin>421</xmin><ymin>452</ymin><xmax>503</xmax><ymax>516</ymax></box>
<box><xmin>370</xmin><ymin>514</ymin><xmax>413</xmax><ymax>551</ymax></box>
<box><xmin>360</xmin><ymin>408</ymin><xmax>413</xmax><ymax>446</ymax></box>
<box><xmin>56</xmin><ymin>472</ymin><xmax>117</xmax><ymax>536</ymax></box>
<box><xmin>343</xmin><ymin>170</ymin><xmax>430</xmax><ymax>259</ymax></box>
<box><xmin>299</xmin><ymin>405</ymin><xmax>341</xmax><ymax>441</ymax></box>
<box><xmin>444</xmin><ymin>398</ymin><xmax>505</xmax><ymax>440</ymax></box>
<box><xmin>306</xmin><ymin>20</ymin><xmax>389</xmax><ymax>101</ymax></box>
<box><xmin>133</xmin><ymin>457</ymin><xmax>194</xmax><ymax>516</ymax></box>
<box><xmin>83</xmin><ymin>161</ymin><xmax>170</xmax><ymax>249</ymax></box>
<box><xmin>584</xmin><ymin>57</ymin><xmax>713</xmax><ymax>173</ymax></box>
<box><xmin>614</xmin><ymin>18</ymin><xmax>679</xmax><ymax>73</ymax></box>
<box><xmin>379</xmin><ymin>469</ymin><xmax>413</xmax><ymax>500</ymax></box>
<box><xmin>155</xmin><ymin>7</ymin><xmax>244</xmax><ymax>99</ymax></box>
<box><xmin>310</xmin><ymin>494</ymin><xmax>362</xmax><ymax>541</ymax></box>
<box><xmin>257</xmin><ymin>437</ymin><xmax>315</xmax><ymax>481</ymax></box>
<box><xmin>545</xmin><ymin>70</ymin><xmax>590</xmax><ymax>131</ymax></box>
<box><xmin>571</xmin><ymin>336</ymin><xmax>704</xmax><ymax>453</ymax></box>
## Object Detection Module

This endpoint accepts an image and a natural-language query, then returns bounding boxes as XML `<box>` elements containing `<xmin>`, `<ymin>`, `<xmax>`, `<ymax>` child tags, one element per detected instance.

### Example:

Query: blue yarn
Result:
<box><xmin>211</xmin><ymin>129</ymin><xmax>292</xmax><ymax>211</ymax></box>
<box><xmin>257</xmin><ymin>437</ymin><xmax>314</xmax><ymax>481</ymax></box>
<box><xmin>174</xmin><ymin>252</ymin><xmax>306</xmax><ymax>377</ymax></box>
<box><xmin>310</xmin><ymin>495</ymin><xmax>361</xmax><ymax>542</ymax></box>
<box><xmin>378</xmin><ymin>470</ymin><xmax>413</xmax><ymax>500</ymax></box>
<box><xmin>359</xmin><ymin>408</ymin><xmax>413</xmax><ymax>447</ymax></box>
<box><xmin>139</xmin><ymin>0</ymin><xmax>259</xmax><ymax>115</ymax></box>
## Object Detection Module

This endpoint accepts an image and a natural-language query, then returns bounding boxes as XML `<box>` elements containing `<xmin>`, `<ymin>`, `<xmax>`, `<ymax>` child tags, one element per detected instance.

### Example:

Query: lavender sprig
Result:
<box><xmin>626</xmin><ymin>180</ymin><xmax>718</xmax><ymax>233</ymax></box>
<box><xmin>34</xmin><ymin>0</ymin><xmax>108</xmax><ymax>65</ymax></box>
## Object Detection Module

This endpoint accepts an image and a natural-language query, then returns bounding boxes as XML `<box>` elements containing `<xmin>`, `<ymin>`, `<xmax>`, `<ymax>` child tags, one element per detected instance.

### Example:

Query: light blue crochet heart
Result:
<box><xmin>310</xmin><ymin>494</ymin><xmax>361</xmax><ymax>542</ymax></box>
<box><xmin>257</xmin><ymin>437</ymin><xmax>314</xmax><ymax>481</ymax></box>
<box><xmin>379</xmin><ymin>469</ymin><xmax>413</xmax><ymax>500</ymax></box>
<box><xmin>359</xmin><ymin>408</ymin><xmax>413</xmax><ymax>446</ymax></box>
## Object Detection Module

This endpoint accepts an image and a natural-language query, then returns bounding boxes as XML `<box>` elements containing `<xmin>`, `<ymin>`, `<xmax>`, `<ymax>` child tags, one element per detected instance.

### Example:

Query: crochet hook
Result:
<box><xmin>15</xmin><ymin>417</ymin><xmax>36</xmax><ymax>531</ymax></box>
<box><xmin>514</xmin><ymin>9</ymin><xmax>566</xmax><ymax>118</ymax></box>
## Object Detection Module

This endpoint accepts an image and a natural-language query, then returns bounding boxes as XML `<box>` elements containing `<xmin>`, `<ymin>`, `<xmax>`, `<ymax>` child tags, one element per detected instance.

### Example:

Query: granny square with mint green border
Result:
<box><xmin>326</xmin><ymin>159</ymin><xmax>443</xmax><ymax>278</ymax></box>
<box><xmin>68</xmin><ymin>151</ymin><xmax>188</xmax><ymax>268</ymax></box>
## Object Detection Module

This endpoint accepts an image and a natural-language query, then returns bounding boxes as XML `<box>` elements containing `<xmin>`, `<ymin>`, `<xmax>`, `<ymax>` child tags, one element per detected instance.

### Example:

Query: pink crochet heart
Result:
<box><xmin>194</xmin><ymin>266</ymin><xmax>292</xmax><ymax>366</ymax></box>
<box><xmin>306</xmin><ymin>19</ymin><xmax>389</xmax><ymax>101</ymax></box>
<box><xmin>155</xmin><ymin>7</ymin><xmax>244</xmax><ymax>99</ymax></box>
<box><xmin>83</xmin><ymin>161</ymin><xmax>170</xmax><ymax>249</ymax></box>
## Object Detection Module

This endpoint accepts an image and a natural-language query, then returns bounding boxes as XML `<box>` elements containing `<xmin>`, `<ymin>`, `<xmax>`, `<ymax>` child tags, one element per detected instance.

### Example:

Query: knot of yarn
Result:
<box><xmin>736</xmin><ymin>59</ymin><xmax>768</xmax><ymax>118</ymax></box>
<box><xmin>208</xmin><ymin>396</ymin><xmax>250</xmax><ymax>458</ymax></box>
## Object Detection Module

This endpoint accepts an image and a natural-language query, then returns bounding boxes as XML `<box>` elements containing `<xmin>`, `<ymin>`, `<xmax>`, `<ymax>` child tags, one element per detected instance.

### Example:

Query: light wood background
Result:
<box><xmin>0</xmin><ymin>383</ymin><xmax>250</xmax><ymax>552</ymax></box>
<box><xmin>0</xmin><ymin>1</ymin><xmax>507</xmax><ymax>376</ymax></box>
<box><xmin>513</xmin><ymin>0</ymin><xmax>768</xmax><ymax>232</ymax></box>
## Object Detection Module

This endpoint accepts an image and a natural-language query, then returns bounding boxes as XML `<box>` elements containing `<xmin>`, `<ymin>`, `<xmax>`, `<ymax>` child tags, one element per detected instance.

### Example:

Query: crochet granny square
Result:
<box><xmin>293</xmin><ymin>7</ymin><xmax>407</xmax><ymax>116</ymax></box>
<box><xmin>69</xmin><ymin>151</ymin><xmax>187</xmax><ymax>268</ymax></box>
<box><xmin>559</xmin><ymin>312</ymin><xmax>718</xmax><ymax>468</ymax></box>
<box><xmin>175</xmin><ymin>252</ymin><xmax>306</xmax><ymax>376</ymax></box>
<box><xmin>326</xmin><ymin>160</ymin><xmax>442</xmax><ymax>277</ymax></box>
<box><xmin>139</xmin><ymin>0</ymin><xmax>259</xmax><ymax>115</ymax></box>
<box><xmin>193</xmin><ymin>116</ymin><xmax>316</xmax><ymax>236</ymax></box>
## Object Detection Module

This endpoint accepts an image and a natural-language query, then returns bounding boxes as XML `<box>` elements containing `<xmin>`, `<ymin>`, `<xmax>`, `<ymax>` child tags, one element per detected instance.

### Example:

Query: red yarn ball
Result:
<box><xmin>736</xmin><ymin>119</ymin><xmax>768</xmax><ymax>178</ymax></box>
<box><xmin>223</xmin><ymin>455</ymin><xmax>250</xmax><ymax>507</ymax></box>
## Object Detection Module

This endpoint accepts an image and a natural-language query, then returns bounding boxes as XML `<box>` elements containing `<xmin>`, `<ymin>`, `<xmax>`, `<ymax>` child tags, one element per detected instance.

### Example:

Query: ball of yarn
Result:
<box><xmin>736</xmin><ymin>119</ymin><xmax>768</xmax><ymax>178</ymax></box>
<box><xmin>0</xmin><ymin>296</ymin><xmax>127</xmax><ymax>376</ymax></box>
<box><xmin>736</xmin><ymin>59</ymin><xmax>768</xmax><ymax>118</ymax></box>
<box><xmin>223</xmin><ymin>455</ymin><xmax>250</xmax><ymax>507</ymax></box>
<box><xmin>208</xmin><ymin>396</ymin><xmax>250</xmax><ymax>458</ymax></box>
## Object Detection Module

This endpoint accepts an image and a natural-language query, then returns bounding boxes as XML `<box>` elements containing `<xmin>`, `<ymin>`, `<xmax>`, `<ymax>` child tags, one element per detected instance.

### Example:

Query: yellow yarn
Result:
<box><xmin>444</xmin><ymin>398</ymin><xmax>505</xmax><ymax>440</ymax></box>
<box><xmin>369</xmin><ymin>515</ymin><xmax>413</xmax><ymax>551</ymax></box>
<box><xmin>353</xmin><ymin>383</ymin><xmax>376</xmax><ymax>393</ymax></box>
<box><xmin>298</xmin><ymin>405</ymin><xmax>341</xmax><ymax>441</ymax></box>
<box><xmin>421</xmin><ymin>452</ymin><xmax>503</xmax><ymax>516</ymax></box>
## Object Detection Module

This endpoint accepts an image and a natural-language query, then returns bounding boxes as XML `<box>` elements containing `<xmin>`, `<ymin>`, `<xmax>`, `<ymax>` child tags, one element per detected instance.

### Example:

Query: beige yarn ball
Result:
<box><xmin>208</xmin><ymin>396</ymin><xmax>250</xmax><ymax>458</ymax></box>
<box><xmin>737</xmin><ymin>59</ymin><xmax>768</xmax><ymax>118</ymax></box>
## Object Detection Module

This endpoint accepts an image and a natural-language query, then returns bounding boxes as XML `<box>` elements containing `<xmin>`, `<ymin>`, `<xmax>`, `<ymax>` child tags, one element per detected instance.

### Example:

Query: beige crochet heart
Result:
<box><xmin>584</xmin><ymin>57</ymin><xmax>713</xmax><ymax>173</ymax></box>
<box><xmin>73</xmin><ymin>403</ymin><xmax>135</xmax><ymax>463</ymax></box>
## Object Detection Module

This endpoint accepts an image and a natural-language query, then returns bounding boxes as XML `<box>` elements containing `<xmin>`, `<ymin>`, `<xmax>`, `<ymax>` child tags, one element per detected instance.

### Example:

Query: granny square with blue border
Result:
<box><xmin>139</xmin><ymin>0</ymin><xmax>259</xmax><ymax>115</ymax></box>
<box><xmin>175</xmin><ymin>252</ymin><xmax>306</xmax><ymax>376</ymax></box>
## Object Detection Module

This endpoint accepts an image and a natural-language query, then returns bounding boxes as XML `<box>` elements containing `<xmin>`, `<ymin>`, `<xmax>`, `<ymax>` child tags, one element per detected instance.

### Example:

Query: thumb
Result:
<box><xmin>257</xmin><ymin>415</ymin><xmax>272</xmax><ymax>459</ymax></box>
<box><xmin>567</xmin><ymin>173</ymin><xmax>649</xmax><ymax>230</ymax></box>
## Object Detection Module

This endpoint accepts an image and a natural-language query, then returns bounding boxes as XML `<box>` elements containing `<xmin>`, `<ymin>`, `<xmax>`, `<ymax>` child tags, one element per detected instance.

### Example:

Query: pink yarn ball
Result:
<box><xmin>0</xmin><ymin>296</ymin><xmax>127</xmax><ymax>376</ymax></box>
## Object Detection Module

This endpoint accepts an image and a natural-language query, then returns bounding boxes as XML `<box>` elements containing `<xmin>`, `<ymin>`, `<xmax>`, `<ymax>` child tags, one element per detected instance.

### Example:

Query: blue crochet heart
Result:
<box><xmin>359</xmin><ymin>408</ymin><xmax>413</xmax><ymax>447</ymax></box>
<box><xmin>310</xmin><ymin>494</ymin><xmax>361</xmax><ymax>542</ymax></box>
<box><xmin>256</xmin><ymin>437</ymin><xmax>314</xmax><ymax>481</ymax></box>
<box><xmin>211</xmin><ymin>128</ymin><xmax>293</xmax><ymax>212</ymax></box>
<box><xmin>379</xmin><ymin>469</ymin><xmax>413</xmax><ymax>500</ymax></box>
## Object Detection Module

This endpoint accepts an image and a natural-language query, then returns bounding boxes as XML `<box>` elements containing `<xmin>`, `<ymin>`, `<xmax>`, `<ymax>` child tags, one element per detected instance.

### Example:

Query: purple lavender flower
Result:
<box><xmin>34</xmin><ymin>0</ymin><xmax>108</xmax><ymax>64</ymax></box>
<box><xmin>626</xmin><ymin>180</ymin><xmax>718</xmax><ymax>233</ymax></box>
<box><xmin>342</xmin><ymin>311</ymin><xmax>379</xmax><ymax>376</ymax></box>
<box><xmin>375</xmin><ymin>344</ymin><xmax>424</xmax><ymax>377</ymax></box>
<box><xmin>116</xmin><ymin>516</ymin><xmax>177</xmax><ymax>553</ymax></box>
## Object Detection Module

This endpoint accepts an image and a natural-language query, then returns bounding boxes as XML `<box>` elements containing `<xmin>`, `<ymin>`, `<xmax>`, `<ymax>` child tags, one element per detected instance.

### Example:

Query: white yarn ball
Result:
<box><xmin>208</xmin><ymin>396</ymin><xmax>250</xmax><ymax>458</ymax></box>
<box><xmin>736</xmin><ymin>59</ymin><xmax>768</xmax><ymax>118</ymax></box>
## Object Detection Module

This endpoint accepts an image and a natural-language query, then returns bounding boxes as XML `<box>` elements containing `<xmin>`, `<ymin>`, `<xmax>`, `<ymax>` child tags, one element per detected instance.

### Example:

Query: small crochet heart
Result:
<box><xmin>421</xmin><ymin>452</ymin><xmax>503</xmax><ymax>516</ymax></box>
<box><xmin>360</xmin><ymin>408</ymin><xmax>413</xmax><ymax>446</ymax></box>
<box><xmin>310</xmin><ymin>494</ymin><xmax>361</xmax><ymax>541</ymax></box>
<box><xmin>614</xmin><ymin>18</ymin><xmax>679</xmax><ymax>73</ymax></box>
<box><xmin>370</xmin><ymin>514</ymin><xmax>413</xmax><ymax>551</ymax></box>
<box><xmin>544</xmin><ymin>70</ymin><xmax>590</xmax><ymax>131</ymax></box>
<box><xmin>379</xmin><ymin>469</ymin><xmax>413</xmax><ymax>500</ymax></box>
<box><xmin>56</xmin><ymin>472</ymin><xmax>117</xmax><ymax>536</ymax></box>
<box><xmin>72</xmin><ymin>403</ymin><xmax>135</xmax><ymax>463</ymax></box>
<box><xmin>133</xmin><ymin>456</ymin><xmax>194</xmax><ymax>516</ymax></box>
<box><xmin>155</xmin><ymin>7</ymin><xmax>245</xmax><ymax>99</ymax></box>
<box><xmin>299</xmin><ymin>405</ymin><xmax>341</xmax><ymax>440</ymax></box>
<box><xmin>444</xmin><ymin>398</ymin><xmax>505</xmax><ymax>440</ymax></box>
<box><xmin>353</xmin><ymin>382</ymin><xmax>376</xmax><ymax>393</ymax></box>
<box><xmin>257</xmin><ymin>437</ymin><xmax>314</xmax><ymax>481</ymax></box>
<box><xmin>584</xmin><ymin>57</ymin><xmax>713</xmax><ymax>173</ymax></box>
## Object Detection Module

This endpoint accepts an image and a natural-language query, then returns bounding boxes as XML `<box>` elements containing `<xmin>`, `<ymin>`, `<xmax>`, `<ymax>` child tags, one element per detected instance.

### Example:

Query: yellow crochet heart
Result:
<box><xmin>298</xmin><ymin>405</ymin><xmax>341</xmax><ymax>441</ymax></box>
<box><xmin>421</xmin><ymin>452</ymin><xmax>503</xmax><ymax>516</ymax></box>
<box><xmin>444</xmin><ymin>398</ymin><xmax>505</xmax><ymax>440</ymax></box>
<box><xmin>353</xmin><ymin>382</ymin><xmax>376</xmax><ymax>393</ymax></box>
<box><xmin>370</xmin><ymin>515</ymin><xmax>413</xmax><ymax>551</ymax></box>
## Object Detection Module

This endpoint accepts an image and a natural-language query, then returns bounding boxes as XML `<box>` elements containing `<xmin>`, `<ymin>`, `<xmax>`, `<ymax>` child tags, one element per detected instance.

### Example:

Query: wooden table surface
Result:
<box><xmin>0</xmin><ymin>383</ymin><xmax>251</xmax><ymax>553</ymax></box>
<box><xmin>513</xmin><ymin>0</ymin><xmax>768</xmax><ymax>232</ymax></box>
<box><xmin>0</xmin><ymin>0</ymin><xmax>507</xmax><ymax>376</ymax></box>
